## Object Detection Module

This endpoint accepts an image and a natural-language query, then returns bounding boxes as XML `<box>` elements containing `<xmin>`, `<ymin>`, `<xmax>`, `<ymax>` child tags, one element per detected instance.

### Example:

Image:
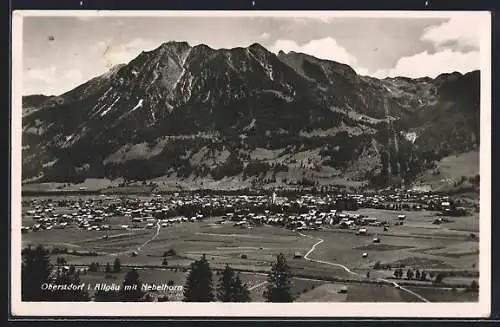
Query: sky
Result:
<box><xmin>21</xmin><ymin>12</ymin><xmax>484</xmax><ymax>96</ymax></box>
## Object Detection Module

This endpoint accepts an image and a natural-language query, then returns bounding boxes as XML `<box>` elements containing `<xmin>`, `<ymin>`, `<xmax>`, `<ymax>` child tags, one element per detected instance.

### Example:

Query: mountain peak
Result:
<box><xmin>434</xmin><ymin>71</ymin><xmax>464</xmax><ymax>84</ymax></box>
<box><xmin>156</xmin><ymin>40</ymin><xmax>192</xmax><ymax>52</ymax></box>
<box><xmin>21</xmin><ymin>36</ymin><xmax>480</xmax><ymax>191</ymax></box>
<box><xmin>192</xmin><ymin>43</ymin><xmax>214</xmax><ymax>53</ymax></box>
<box><xmin>248</xmin><ymin>42</ymin><xmax>267</xmax><ymax>52</ymax></box>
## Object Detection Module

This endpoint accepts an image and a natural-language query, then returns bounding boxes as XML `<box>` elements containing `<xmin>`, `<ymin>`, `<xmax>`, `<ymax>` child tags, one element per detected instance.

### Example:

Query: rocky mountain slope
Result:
<box><xmin>21</xmin><ymin>41</ymin><xmax>480</xmax><ymax>191</ymax></box>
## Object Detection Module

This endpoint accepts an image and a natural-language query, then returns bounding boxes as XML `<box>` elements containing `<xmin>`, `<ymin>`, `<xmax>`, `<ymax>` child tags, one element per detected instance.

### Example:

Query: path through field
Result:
<box><xmin>248</xmin><ymin>281</ymin><xmax>268</xmax><ymax>291</ymax></box>
<box><xmin>109</xmin><ymin>221</ymin><xmax>161</xmax><ymax>256</ymax></box>
<box><xmin>297</xmin><ymin>231</ymin><xmax>430</xmax><ymax>302</ymax></box>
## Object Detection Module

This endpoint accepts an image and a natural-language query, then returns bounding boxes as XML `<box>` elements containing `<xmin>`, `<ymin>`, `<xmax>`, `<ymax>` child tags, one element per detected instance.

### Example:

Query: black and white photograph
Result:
<box><xmin>11</xmin><ymin>10</ymin><xmax>491</xmax><ymax>317</ymax></box>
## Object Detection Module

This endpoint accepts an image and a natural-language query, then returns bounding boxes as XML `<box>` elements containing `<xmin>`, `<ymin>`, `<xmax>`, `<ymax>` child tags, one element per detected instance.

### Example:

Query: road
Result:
<box><xmin>109</xmin><ymin>221</ymin><xmax>161</xmax><ymax>256</ymax></box>
<box><xmin>299</xmin><ymin>232</ymin><xmax>364</xmax><ymax>278</ymax></box>
<box><xmin>297</xmin><ymin>231</ymin><xmax>430</xmax><ymax>302</ymax></box>
<box><xmin>248</xmin><ymin>281</ymin><xmax>268</xmax><ymax>291</ymax></box>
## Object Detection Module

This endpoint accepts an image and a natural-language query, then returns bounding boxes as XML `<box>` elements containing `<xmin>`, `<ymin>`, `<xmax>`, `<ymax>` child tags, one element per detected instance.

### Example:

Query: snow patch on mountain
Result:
<box><xmin>130</xmin><ymin>99</ymin><xmax>144</xmax><ymax>112</ymax></box>
<box><xmin>89</xmin><ymin>102</ymin><xmax>107</xmax><ymax>117</ymax></box>
<box><xmin>249</xmin><ymin>147</ymin><xmax>286</xmax><ymax>161</ymax></box>
<box><xmin>100</xmin><ymin>96</ymin><xmax>121</xmax><ymax>117</ymax></box>
<box><xmin>299</xmin><ymin>121</ymin><xmax>372</xmax><ymax>137</ymax></box>
<box><xmin>247</xmin><ymin>48</ymin><xmax>274</xmax><ymax>80</ymax></box>
<box><xmin>202</xmin><ymin>90</ymin><xmax>211</xmax><ymax>103</ymax></box>
<box><xmin>102</xmin><ymin>86</ymin><xmax>114</xmax><ymax>98</ymax></box>
<box><xmin>150</xmin><ymin>66</ymin><xmax>160</xmax><ymax>86</ymax></box>
<box><xmin>243</xmin><ymin>118</ymin><xmax>256</xmax><ymax>131</ymax></box>
<box><xmin>403</xmin><ymin>131</ymin><xmax>418</xmax><ymax>143</ymax></box>
<box><xmin>42</xmin><ymin>159</ymin><xmax>58</xmax><ymax>168</ymax></box>
<box><xmin>171</xmin><ymin>48</ymin><xmax>192</xmax><ymax>92</ymax></box>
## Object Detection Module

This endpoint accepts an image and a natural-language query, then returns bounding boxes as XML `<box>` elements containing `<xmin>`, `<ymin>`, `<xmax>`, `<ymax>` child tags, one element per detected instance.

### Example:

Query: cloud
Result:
<box><xmin>94</xmin><ymin>38</ymin><xmax>159</xmax><ymax>69</ymax></box>
<box><xmin>421</xmin><ymin>16</ymin><xmax>480</xmax><ymax>49</ymax></box>
<box><xmin>357</xmin><ymin>17</ymin><xmax>482</xmax><ymax>79</ymax></box>
<box><xmin>24</xmin><ymin>65</ymin><xmax>56</xmax><ymax>84</ymax></box>
<box><xmin>267</xmin><ymin>37</ymin><xmax>479</xmax><ymax>79</ymax></box>
<box><xmin>63</xmin><ymin>68</ymin><xmax>84</xmax><ymax>85</ymax></box>
<box><xmin>354</xmin><ymin>67</ymin><xmax>369</xmax><ymax>76</ymax></box>
<box><xmin>269</xmin><ymin>37</ymin><xmax>358</xmax><ymax>66</ymax></box>
<box><xmin>23</xmin><ymin>66</ymin><xmax>59</xmax><ymax>95</ymax></box>
<box><xmin>259</xmin><ymin>32</ymin><xmax>271</xmax><ymax>39</ymax></box>
<box><xmin>364</xmin><ymin>49</ymin><xmax>479</xmax><ymax>79</ymax></box>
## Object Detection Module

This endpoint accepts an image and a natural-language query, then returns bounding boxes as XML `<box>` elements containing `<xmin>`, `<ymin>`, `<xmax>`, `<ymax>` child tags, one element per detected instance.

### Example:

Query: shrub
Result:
<box><xmin>433</xmin><ymin>273</ymin><xmax>445</xmax><ymax>284</ymax></box>
<box><xmin>163</xmin><ymin>249</ymin><xmax>177</xmax><ymax>257</ymax></box>
<box><xmin>88</xmin><ymin>262</ymin><xmax>99</xmax><ymax>272</ymax></box>
<box><xmin>468</xmin><ymin>280</ymin><xmax>479</xmax><ymax>292</ymax></box>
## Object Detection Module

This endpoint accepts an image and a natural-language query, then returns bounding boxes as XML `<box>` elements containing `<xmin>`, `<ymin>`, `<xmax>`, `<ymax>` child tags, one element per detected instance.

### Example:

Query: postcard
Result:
<box><xmin>10</xmin><ymin>10</ymin><xmax>491</xmax><ymax>317</ymax></box>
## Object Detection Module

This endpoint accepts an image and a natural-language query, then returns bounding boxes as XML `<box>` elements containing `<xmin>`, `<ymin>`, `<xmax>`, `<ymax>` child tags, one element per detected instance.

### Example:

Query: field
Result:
<box><xmin>416</xmin><ymin>151</ymin><xmax>479</xmax><ymax>192</ymax></box>
<box><xmin>21</xmin><ymin>195</ymin><xmax>480</xmax><ymax>302</ymax></box>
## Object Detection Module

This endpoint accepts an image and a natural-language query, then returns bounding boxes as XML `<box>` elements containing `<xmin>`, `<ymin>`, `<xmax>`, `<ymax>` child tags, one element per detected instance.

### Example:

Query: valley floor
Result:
<box><xmin>21</xmin><ymin>198</ymin><xmax>480</xmax><ymax>303</ymax></box>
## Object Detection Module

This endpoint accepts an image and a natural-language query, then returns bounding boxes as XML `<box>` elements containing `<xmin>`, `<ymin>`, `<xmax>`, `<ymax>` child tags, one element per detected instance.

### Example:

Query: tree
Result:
<box><xmin>389</xmin><ymin>147</ymin><xmax>399</xmax><ymax>175</ymax></box>
<box><xmin>163</xmin><ymin>249</ymin><xmax>177</xmax><ymax>257</ymax></box>
<box><xmin>216</xmin><ymin>265</ymin><xmax>251</xmax><ymax>302</ymax></box>
<box><xmin>105</xmin><ymin>263</ymin><xmax>112</xmax><ymax>274</ymax></box>
<box><xmin>380</xmin><ymin>151</ymin><xmax>389</xmax><ymax>185</ymax></box>
<box><xmin>56</xmin><ymin>257</ymin><xmax>67</xmax><ymax>266</ymax></box>
<box><xmin>263</xmin><ymin>253</ymin><xmax>294</xmax><ymax>302</ymax></box>
<box><xmin>393</xmin><ymin>268</ymin><xmax>403</xmax><ymax>279</ymax></box>
<box><xmin>434</xmin><ymin>273</ymin><xmax>444</xmax><ymax>285</ymax></box>
<box><xmin>113</xmin><ymin>258</ymin><xmax>121</xmax><ymax>273</ymax></box>
<box><xmin>216</xmin><ymin>265</ymin><xmax>234</xmax><ymax>302</ymax></box>
<box><xmin>232</xmin><ymin>273</ymin><xmax>251</xmax><ymax>302</ymax></box>
<box><xmin>88</xmin><ymin>262</ymin><xmax>99</xmax><ymax>272</ymax></box>
<box><xmin>21</xmin><ymin>245</ymin><xmax>53</xmax><ymax>301</ymax></box>
<box><xmin>415</xmin><ymin>269</ymin><xmax>421</xmax><ymax>280</ymax></box>
<box><xmin>183</xmin><ymin>254</ymin><xmax>215</xmax><ymax>302</ymax></box>
<box><xmin>469</xmin><ymin>280</ymin><xmax>479</xmax><ymax>292</ymax></box>
<box><xmin>49</xmin><ymin>268</ymin><xmax>90</xmax><ymax>301</ymax></box>
<box><xmin>119</xmin><ymin>268</ymin><xmax>146</xmax><ymax>302</ymax></box>
<box><xmin>420</xmin><ymin>270</ymin><xmax>427</xmax><ymax>281</ymax></box>
<box><xmin>406</xmin><ymin>269</ymin><xmax>414</xmax><ymax>280</ymax></box>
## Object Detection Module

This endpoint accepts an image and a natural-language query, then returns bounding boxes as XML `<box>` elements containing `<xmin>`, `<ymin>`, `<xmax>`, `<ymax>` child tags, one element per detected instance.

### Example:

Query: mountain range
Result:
<box><xmin>21</xmin><ymin>41</ymin><xmax>480</xmax><ymax>192</ymax></box>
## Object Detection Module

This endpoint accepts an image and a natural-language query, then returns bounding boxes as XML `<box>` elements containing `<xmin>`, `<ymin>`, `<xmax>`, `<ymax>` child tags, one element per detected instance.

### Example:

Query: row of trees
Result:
<box><xmin>22</xmin><ymin>245</ymin><xmax>90</xmax><ymax>301</ymax></box>
<box><xmin>182</xmin><ymin>253</ymin><xmax>294</xmax><ymax>302</ymax></box>
<box><xmin>22</xmin><ymin>245</ymin><xmax>295</xmax><ymax>302</ymax></box>
<box><xmin>393</xmin><ymin>268</ymin><xmax>432</xmax><ymax>282</ymax></box>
